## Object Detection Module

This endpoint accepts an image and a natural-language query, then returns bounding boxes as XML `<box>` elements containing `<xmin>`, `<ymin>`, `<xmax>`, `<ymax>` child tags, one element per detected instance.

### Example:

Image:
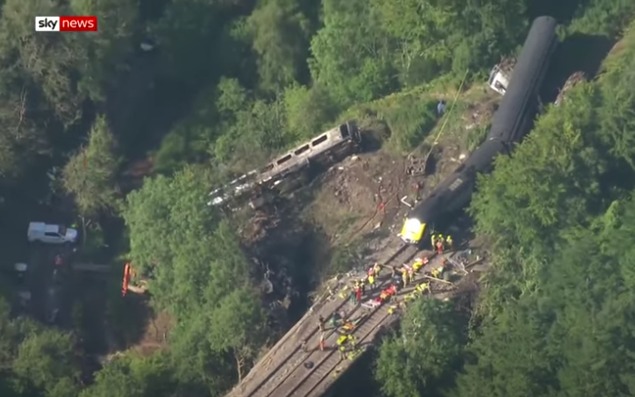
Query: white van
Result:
<box><xmin>27</xmin><ymin>222</ymin><xmax>78</xmax><ymax>244</ymax></box>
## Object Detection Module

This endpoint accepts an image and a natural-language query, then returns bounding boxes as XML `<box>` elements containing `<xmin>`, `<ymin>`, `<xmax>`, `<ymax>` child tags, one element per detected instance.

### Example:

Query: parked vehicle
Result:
<box><xmin>27</xmin><ymin>222</ymin><xmax>78</xmax><ymax>244</ymax></box>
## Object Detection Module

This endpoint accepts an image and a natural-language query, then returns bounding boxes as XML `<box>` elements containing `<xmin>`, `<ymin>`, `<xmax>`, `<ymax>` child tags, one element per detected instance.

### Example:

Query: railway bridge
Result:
<box><xmin>225</xmin><ymin>240</ymin><xmax>483</xmax><ymax>397</ymax></box>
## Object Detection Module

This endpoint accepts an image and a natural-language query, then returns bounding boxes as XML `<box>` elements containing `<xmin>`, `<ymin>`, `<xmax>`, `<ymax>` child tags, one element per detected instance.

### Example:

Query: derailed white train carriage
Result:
<box><xmin>208</xmin><ymin>121</ymin><xmax>361</xmax><ymax>207</ymax></box>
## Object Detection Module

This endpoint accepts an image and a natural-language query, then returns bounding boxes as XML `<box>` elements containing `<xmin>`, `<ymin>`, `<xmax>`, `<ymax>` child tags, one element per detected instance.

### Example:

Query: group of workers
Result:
<box><xmin>431</xmin><ymin>233</ymin><xmax>453</xmax><ymax>255</ymax></box>
<box><xmin>337</xmin><ymin>253</ymin><xmax>452</xmax><ymax>310</ymax></box>
<box><xmin>336</xmin><ymin>333</ymin><xmax>359</xmax><ymax>360</ymax></box>
<box><xmin>310</xmin><ymin>310</ymin><xmax>365</xmax><ymax>360</ymax></box>
<box><xmin>368</xmin><ymin>256</ymin><xmax>449</xmax><ymax>308</ymax></box>
<box><xmin>307</xmin><ymin>242</ymin><xmax>457</xmax><ymax>359</ymax></box>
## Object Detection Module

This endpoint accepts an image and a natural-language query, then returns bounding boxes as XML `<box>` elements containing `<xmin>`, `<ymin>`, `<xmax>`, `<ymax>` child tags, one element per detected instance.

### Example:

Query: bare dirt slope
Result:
<box><xmin>303</xmin><ymin>86</ymin><xmax>500</xmax><ymax>257</ymax></box>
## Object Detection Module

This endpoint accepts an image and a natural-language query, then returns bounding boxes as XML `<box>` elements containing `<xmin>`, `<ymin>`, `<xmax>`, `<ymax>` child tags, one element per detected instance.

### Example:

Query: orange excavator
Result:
<box><xmin>122</xmin><ymin>263</ymin><xmax>148</xmax><ymax>296</ymax></box>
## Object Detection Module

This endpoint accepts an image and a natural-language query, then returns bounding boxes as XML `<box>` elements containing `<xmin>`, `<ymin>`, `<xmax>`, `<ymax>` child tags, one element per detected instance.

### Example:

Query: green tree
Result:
<box><xmin>0</xmin><ymin>80</ymin><xmax>44</xmax><ymax>178</ymax></box>
<box><xmin>210</xmin><ymin>78</ymin><xmax>291</xmax><ymax>168</ymax></box>
<box><xmin>123</xmin><ymin>166</ymin><xmax>268</xmax><ymax>390</ymax></box>
<box><xmin>122</xmin><ymin>165</ymin><xmax>216</xmax><ymax>287</ymax></box>
<box><xmin>375</xmin><ymin>299</ymin><xmax>465</xmax><ymax>397</ymax></box>
<box><xmin>0</xmin><ymin>299</ymin><xmax>22</xmax><ymax>369</ymax></box>
<box><xmin>309</xmin><ymin>0</ymin><xmax>396</xmax><ymax>107</ymax></box>
<box><xmin>283</xmin><ymin>84</ymin><xmax>338</xmax><ymax>139</ymax></box>
<box><xmin>154</xmin><ymin>84</ymin><xmax>222</xmax><ymax>175</ymax></box>
<box><xmin>247</xmin><ymin>0</ymin><xmax>312</xmax><ymax>92</ymax></box>
<box><xmin>469</xmin><ymin>82</ymin><xmax>607</xmax><ymax>294</ymax></box>
<box><xmin>207</xmin><ymin>287</ymin><xmax>267</xmax><ymax>382</ymax></box>
<box><xmin>12</xmin><ymin>329</ymin><xmax>81</xmax><ymax>396</ymax></box>
<box><xmin>597</xmin><ymin>26</ymin><xmax>635</xmax><ymax>168</ymax></box>
<box><xmin>148</xmin><ymin>0</ymin><xmax>225</xmax><ymax>87</ymax></box>
<box><xmin>62</xmin><ymin>115</ymin><xmax>121</xmax><ymax>218</ymax></box>
<box><xmin>370</xmin><ymin>0</ymin><xmax>527</xmax><ymax>84</ymax></box>
<box><xmin>216</xmin><ymin>77</ymin><xmax>251</xmax><ymax>117</ymax></box>
<box><xmin>452</xmin><ymin>200</ymin><xmax>635</xmax><ymax>397</ymax></box>
<box><xmin>0</xmin><ymin>0</ymin><xmax>86</xmax><ymax>124</ymax></box>
<box><xmin>449</xmin><ymin>20</ymin><xmax>635</xmax><ymax>397</ymax></box>
<box><xmin>371</xmin><ymin>0</ymin><xmax>456</xmax><ymax>83</ymax></box>
<box><xmin>81</xmin><ymin>353</ymin><xmax>181</xmax><ymax>397</ymax></box>
<box><xmin>69</xmin><ymin>0</ymin><xmax>139</xmax><ymax>102</ymax></box>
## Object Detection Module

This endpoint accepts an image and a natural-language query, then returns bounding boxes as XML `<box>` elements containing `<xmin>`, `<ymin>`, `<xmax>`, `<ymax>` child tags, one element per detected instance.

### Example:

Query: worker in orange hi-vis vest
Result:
<box><xmin>122</xmin><ymin>263</ymin><xmax>131</xmax><ymax>296</ymax></box>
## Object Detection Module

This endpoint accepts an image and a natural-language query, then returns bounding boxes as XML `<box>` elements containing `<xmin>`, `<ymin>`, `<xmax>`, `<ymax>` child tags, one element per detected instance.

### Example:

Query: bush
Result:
<box><xmin>466</xmin><ymin>125</ymin><xmax>490</xmax><ymax>151</ymax></box>
<box><xmin>154</xmin><ymin>130</ymin><xmax>190</xmax><ymax>175</ymax></box>
<box><xmin>81</xmin><ymin>223</ymin><xmax>107</xmax><ymax>261</ymax></box>
<box><xmin>328</xmin><ymin>243</ymin><xmax>362</xmax><ymax>275</ymax></box>
<box><xmin>284</xmin><ymin>84</ymin><xmax>339</xmax><ymax>140</ymax></box>
<box><xmin>379</xmin><ymin>95</ymin><xmax>438</xmax><ymax>153</ymax></box>
<box><xmin>566</xmin><ymin>0</ymin><xmax>635</xmax><ymax>37</ymax></box>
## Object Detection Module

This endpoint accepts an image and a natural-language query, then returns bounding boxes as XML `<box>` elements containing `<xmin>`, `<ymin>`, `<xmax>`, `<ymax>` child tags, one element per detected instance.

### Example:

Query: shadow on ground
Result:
<box><xmin>327</xmin><ymin>350</ymin><xmax>382</xmax><ymax>397</ymax></box>
<box><xmin>528</xmin><ymin>0</ymin><xmax>593</xmax><ymax>24</ymax></box>
<box><xmin>542</xmin><ymin>33</ymin><xmax>615</xmax><ymax>102</ymax></box>
<box><xmin>109</xmin><ymin>292</ymin><xmax>154</xmax><ymax>348</ymax></box>
<box><xmin>105</xmin><ymin>53</ymin><xmax>198</xmax><ymax>162</ymax></box>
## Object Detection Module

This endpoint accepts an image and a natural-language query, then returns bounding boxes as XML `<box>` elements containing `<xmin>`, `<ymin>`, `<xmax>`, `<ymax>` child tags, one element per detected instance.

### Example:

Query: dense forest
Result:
<box><xmin>1</xmin><ymin>0</ymin><xmax>635</xmax><ymax>396</ymax></box>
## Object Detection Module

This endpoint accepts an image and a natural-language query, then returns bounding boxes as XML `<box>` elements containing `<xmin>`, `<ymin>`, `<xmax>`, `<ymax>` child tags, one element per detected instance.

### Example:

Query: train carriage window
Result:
<box><xmin>339</xmin><ymin>124</ymin><xmax>350</xmax><ymax>138</ymax></box>
<box><xmin>448</xmin><ymin>178</ymin><xmax>464</xmax><ymax>191</ymax></box>
<box><xmin>312</xmin><ymin>135</ymin><xmax>328</xmax><ymax>146</ymax></box>
<box><xmin>261</xmin><ymin>163</ymin><xmax>274</xmax><ymax>173</ymax></box>
<box><xmin>276</xmin><ymin>154</ymin><xmax>293</xmax><ymax>165</ymax></box>
<box><xmin>294</xmin><ymin>145</ymin><xmax>310</xmax><ymax>155</ymax></box>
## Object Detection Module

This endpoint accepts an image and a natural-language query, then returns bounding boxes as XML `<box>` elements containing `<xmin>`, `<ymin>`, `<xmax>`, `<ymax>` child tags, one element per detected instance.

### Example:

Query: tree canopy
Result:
<box><xmin>122</xmin><ymin>166</ymin><xmax>267</xmax><ymax>390</ymax></box>
<box><xmin>62</xmin><ymin>115</ymin><xmax>121</xmax><ymax>218</ymax></box>
<box><xmin>374</xmin><ymin>15</ymin><xmax>635</xmax><ymax>397</ymax></box>
<box><xmin>0</xmin><ymin>299</ymin><xmax>81</xmax><ymax>397</ymax></box>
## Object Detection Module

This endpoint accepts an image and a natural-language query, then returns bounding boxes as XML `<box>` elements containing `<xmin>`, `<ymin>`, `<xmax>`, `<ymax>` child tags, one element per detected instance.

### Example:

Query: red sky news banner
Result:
<box><xmin>35</xmin><ymin>16</ymin><xmax>98</xmax><ymax>32</ymax></box>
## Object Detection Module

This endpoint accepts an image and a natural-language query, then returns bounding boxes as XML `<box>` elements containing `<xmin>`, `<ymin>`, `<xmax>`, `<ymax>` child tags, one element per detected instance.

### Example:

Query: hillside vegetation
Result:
<box><xmin>374</xmin><ymin>16</ymin><xmax>635</xmax><ymax>397</ymax></box>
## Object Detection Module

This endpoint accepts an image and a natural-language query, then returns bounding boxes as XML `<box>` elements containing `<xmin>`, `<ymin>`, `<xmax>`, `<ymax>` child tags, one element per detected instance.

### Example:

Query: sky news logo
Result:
<box><xmin>35</xmin><ymin>16</ymin><xmax>98</xmax><ymax>32</ymax></box>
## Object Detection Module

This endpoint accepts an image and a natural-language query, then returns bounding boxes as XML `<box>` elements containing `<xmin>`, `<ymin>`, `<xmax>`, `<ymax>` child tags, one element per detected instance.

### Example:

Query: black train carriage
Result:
<box><xmin>399</xmin><ymin>16</ymin><xmax>559</xmax><ymax>245</ymax></box>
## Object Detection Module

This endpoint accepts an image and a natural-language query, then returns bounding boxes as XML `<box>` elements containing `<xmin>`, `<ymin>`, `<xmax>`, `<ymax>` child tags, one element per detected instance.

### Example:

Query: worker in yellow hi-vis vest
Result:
<box><xmin>445</xmin><ymin>235</ymin><xmax>453</xmax><ymax>249</ymax></box>
<box><xmin>373</xmin><ymin>262</ymin><xmax>381</xmax><ymax>276</ymax></box>
<box><xmin>416</xmin><ymin>282</ymin><xmax>430</xmax><ymax>295</ymax></box>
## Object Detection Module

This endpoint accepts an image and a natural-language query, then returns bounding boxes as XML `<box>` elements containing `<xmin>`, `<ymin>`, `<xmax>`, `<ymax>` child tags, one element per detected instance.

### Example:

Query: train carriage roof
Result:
<box><xmin>488</xmin><ymin>16</ymin><xmax>558</xmax><ymax>141</ymax></box>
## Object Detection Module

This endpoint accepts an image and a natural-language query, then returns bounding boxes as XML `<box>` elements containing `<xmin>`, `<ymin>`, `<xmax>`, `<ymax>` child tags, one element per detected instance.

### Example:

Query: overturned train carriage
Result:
<box><xmin>399</xmin><ymin>16</ymin><xmax>559</xmax><ymax>245</ymax></box>
<box><xmin>258</xmin><ymin>121</ymin><xmax>361</xmax><ymax>185</ymax></box>
<box><xmin>208</xmin><ymin>121</ymin><xmax>361</xmax><ymax>207</ymax></box>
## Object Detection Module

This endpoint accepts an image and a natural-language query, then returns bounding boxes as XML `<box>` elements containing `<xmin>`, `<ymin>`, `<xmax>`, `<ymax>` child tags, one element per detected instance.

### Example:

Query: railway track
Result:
<box><xmin>231</xmin><ymin>241</ymin><xmax>421</xmax><ymax>397</ymax></box>
<box><xmin>285</xmin><ymin>303</ymin><xmax>393</xmax><ymax>397</ymax></box>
